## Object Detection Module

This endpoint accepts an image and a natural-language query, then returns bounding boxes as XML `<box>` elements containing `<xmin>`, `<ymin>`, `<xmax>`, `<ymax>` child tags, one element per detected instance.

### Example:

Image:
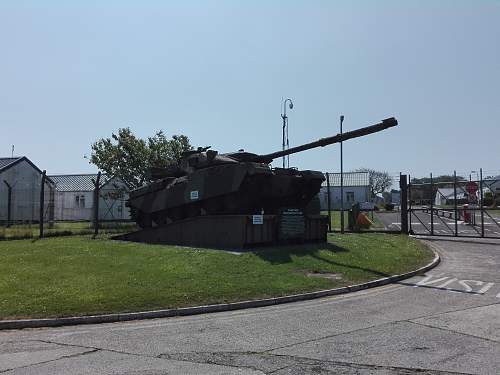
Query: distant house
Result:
<box><xmin>390</xmin><ymin>190</ymin><xmax>401</xmax><ymax>205</ymax></box>
<box><xmin>319</xmin><ymin>172</ymin><xmax>370</xmax><ymax>210</ymax></box>
<box><xmin>0</xmin><ymin>156</ymin><xmax>53</xmax><ymax>223</ymax></box>
<box><xmin>484</xmin><ymin>176</ymin><xmax>500</xmax><ymax>196</ymax></box>
<box><xmin>49</xmin><ymin>174</ymin><xmax>130</xmax><ymax>221</ymax></box>
<box><xmin>434</xmin><ymin>187</ymin><xmax>468</xmax><ymax>206</ymax></box>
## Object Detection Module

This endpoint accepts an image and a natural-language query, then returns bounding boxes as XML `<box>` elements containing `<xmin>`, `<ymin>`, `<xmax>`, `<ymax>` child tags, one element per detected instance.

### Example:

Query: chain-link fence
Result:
<box><xmin>321</xmin><ymin>172</ymin><xmax>403</xmax><ymax>233</ymax></box>
<box><xmin>407</xmin><ymin>170</ymin><xmax>500</xmax><ymax>238</ymax></box>
<box><xmin>1</xmin><ymin>172</ymin><xmax>136</xmax><ymax>240</ymax></box>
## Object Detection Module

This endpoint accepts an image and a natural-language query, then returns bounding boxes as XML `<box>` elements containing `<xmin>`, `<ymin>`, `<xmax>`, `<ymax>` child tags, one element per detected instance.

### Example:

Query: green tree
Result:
<box><xmin>90</xmin><ymin>128</ymin><xmax>192</xmax><ymax>189</ymax></box>
<box><xmin>410</xmin><ymin>175</ymin><xmax>465</xmax><ymax>184</ymax></box>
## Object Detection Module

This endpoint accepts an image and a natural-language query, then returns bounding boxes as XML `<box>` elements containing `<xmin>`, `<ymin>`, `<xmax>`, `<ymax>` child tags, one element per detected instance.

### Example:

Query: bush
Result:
<box><xmin>384</xmin><ymin>203</ymin><xmax>395</xmax><ymax>211</ymax></box>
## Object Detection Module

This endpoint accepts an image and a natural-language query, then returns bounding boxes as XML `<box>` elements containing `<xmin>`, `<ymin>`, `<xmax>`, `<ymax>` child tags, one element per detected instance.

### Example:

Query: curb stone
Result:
<box><xmin>0</xmin><ymin>244</ymin><xmax>440</xmax><ymax>330</ymax></box>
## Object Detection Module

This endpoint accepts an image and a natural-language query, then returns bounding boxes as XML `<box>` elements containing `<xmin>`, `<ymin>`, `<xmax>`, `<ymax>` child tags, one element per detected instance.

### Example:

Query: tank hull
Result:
<box><xmin>128</xmin><ymin>163</ymin><xmax>324</xmax><ymax>228</ymax></box>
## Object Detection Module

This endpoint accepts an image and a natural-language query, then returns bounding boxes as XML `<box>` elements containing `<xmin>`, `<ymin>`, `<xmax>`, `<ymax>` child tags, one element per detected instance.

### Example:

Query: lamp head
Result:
<box><xmin>289</xmin><ymin>101</ymin><xmax>293</xmax><ymax>110</ymax></box>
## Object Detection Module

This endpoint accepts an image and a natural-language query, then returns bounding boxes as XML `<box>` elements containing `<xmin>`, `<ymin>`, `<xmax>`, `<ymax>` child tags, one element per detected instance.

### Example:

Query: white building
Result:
<box><xmin>0</xmin><ymin>156</ymin><xmax>53</xmax><ymax>223</ymax></box>
<box><xmin>484</xmin><ymin>176</ymin><xmax>500</xmax><ymax>196</ymax></box>
<box><xmin>49</xmin><ymin>174</ymin><xmax>130</xmax><ymax>221</ymax></box>
<box><xmin>434</xmin><ymin>187</ymin><xmax>468</xmax><ymax>206</ymax></box>
<box><xmin>319</xmin><ymin>172</ymin><xmax>370</xmax><ymax>210</ymax></box>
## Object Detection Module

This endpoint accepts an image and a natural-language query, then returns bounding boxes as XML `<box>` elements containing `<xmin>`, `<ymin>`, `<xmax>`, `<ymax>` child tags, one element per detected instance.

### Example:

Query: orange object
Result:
<box><xmin>356</xmin><ymin>212</ymin><xmax>373</xmax><ymax>228</ymax></box>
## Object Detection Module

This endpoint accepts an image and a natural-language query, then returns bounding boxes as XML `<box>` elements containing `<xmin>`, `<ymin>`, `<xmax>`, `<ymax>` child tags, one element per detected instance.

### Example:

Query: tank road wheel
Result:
<box><xmin>185</xmin><ymin>203</ymin><xmax>201</xmax><ymax>218</ymax></box>
<box><xmin>152</xmin><ymin>211</ymin><xmax>170</xmax><ymax>226</ymax></box>
<box><xmin>136</xmin><ymin>211</ymin><xmax>153</xmax><ymax>228</ymax></box>
<box><xmin>203</xmin><ymin>198</ymin><xmax>224</xmax><ymax>215</ymax></box>
<box><xmin>167</xmin><ymin>207</ymin><xmax>186</xmax><ymax>222</ymax></box>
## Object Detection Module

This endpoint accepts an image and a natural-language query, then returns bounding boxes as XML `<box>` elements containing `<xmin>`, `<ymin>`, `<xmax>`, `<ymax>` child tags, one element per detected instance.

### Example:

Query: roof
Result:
<box><xmin>0</xmin><ymin>156</ymin><xmax>45</xmax><ymax>175</ymax></box>
<box><xmin>0</xmin><ymin>157</ymin><xmax>21</xmax><ymax>170</ymax></box>
<box><xmin>322</xmin><ymin>172</ymin><xmax>370</xmax><ymax>187</ymax></box>
<box><xmin>436</xmin><ymin>187</ymin><xmax>466</xmax><ymax>199</ymax></box>
<box><xmin>49</xmin><ymin>174</ymin><xmax>109</xmax><ymax>192</ymax></box>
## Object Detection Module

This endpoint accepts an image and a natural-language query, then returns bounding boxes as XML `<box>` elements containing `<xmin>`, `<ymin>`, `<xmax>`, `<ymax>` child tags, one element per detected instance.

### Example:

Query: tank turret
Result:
<box><xmin>128</xmin><ymin>117</ymin><xmax>397</xmax><ymax>228</ymax></box>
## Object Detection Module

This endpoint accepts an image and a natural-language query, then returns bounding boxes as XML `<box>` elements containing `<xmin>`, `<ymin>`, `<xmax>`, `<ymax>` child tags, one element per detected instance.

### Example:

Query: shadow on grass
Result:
<box><xmin>253</xmin><ymin>241</ymin><xmax>391</xmax><ymax>279</ymax></box>
<box><xmin>252</xmin><ymin>242</ymin><xmax>347</xmax><ymax>264</ymax></box>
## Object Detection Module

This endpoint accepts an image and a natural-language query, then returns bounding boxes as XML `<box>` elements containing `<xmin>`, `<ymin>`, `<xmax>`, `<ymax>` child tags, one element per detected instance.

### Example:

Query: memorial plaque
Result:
<box><xmin>279</xmin><ymin>208</ymin><xmax>305</xmax><ymax>240</ymax></box>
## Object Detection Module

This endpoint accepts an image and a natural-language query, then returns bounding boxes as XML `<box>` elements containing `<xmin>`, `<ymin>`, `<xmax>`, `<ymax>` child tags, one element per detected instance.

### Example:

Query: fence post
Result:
<box><xmin>453</xmin><ymin>171</ymin><xmax>458</xmax><ymax>237</ymax></box>
<box><xmin>93</xmin><ymin>172</ymin><xmax>101</xmax><ymax>238</ymax></box>
<box><xmin>326</xmin><ymin>172</ymin><xmax>331</xmax><ymax>232</ymax></box>
<box><xmin>430</xmin><ymin>173</ymin><xmax>434</xmax><ymax>236</ymax></box>
<box><xmin>48</xmin><ymin>182</ymin><xmax>55</xmax><ymax>229</ymax></box>
<box><xmin>3</xmin><ymin>180</ymin><xmax>12</xmax><ymax>228</ymax></box>
<box><xmin>39</xmin><ymin>170</ymin><xmax>46</xmax><ymax>238</ymax></box>
<box><xmin>408</xmin><ymin>174</ymin><xmax>412</xmax><ymax>234</ymax></box>
<box><xmin>399</xmin><ymin>174</ymin><xmax>408</xmax><ymax>234</ymax></box>
<box><xmin>480</xmin><ymin>168</ymin><xmax>484</xmax><ymax>237</ymax></box>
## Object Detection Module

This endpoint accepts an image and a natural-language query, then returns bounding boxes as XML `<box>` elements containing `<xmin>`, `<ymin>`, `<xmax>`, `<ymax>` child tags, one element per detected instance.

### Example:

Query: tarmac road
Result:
<box><xmin>1</xmin><ymin>238</ymin><xmax>500</xmax><ymax>374</ymax></box>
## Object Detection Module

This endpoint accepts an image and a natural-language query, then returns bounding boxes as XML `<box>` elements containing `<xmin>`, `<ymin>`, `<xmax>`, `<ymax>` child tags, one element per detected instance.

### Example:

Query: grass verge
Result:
<box><xmin>0</xmin><ymin>233</ymin><xmax>433</xmax><ymax>319</ymax></box>
<box><xmin>0</xmin><ymin>221</ymin><xmax>137</xmax><ymax>240</ymax></box>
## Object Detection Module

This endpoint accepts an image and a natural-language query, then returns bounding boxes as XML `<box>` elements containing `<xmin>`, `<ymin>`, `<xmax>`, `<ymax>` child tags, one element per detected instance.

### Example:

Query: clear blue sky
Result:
<box><xmin>1</xmin><ymin>0</ymin><xmax>499</xmax><ymax>179</ymax></box>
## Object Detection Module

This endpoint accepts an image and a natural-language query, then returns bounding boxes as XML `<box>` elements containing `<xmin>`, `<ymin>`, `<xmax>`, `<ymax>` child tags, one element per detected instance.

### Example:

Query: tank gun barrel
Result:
<box><xmin>258</xmin><ymin>117</ymin><xmax>397</xmax><ymax>163</ymax></box>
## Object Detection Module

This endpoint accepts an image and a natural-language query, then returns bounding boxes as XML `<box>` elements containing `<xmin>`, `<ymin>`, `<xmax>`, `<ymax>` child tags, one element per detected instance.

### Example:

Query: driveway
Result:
<box><xmin>375</xmin><ymin>209</ymin><xmax>500</xmax><ymax>237</ymax></box>
<box><xmin>1</xmin><ymin>237</ymin><xmax>500</xmax><ymax>374</ymax></box>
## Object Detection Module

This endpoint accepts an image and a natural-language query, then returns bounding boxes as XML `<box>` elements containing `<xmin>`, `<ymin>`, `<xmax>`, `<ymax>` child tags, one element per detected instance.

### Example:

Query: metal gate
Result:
<box><xmin>406</xmin><ymin>170</ymin><xmax>500</xmax><ymax>239</ymax></box>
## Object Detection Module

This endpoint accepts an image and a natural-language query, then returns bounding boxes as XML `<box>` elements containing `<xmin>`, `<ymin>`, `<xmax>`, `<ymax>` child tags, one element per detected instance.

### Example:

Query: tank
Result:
<box><xmin>128</xmin><ymin>117</ymin><xmax>398</xmax><ymax>228</ymax></box>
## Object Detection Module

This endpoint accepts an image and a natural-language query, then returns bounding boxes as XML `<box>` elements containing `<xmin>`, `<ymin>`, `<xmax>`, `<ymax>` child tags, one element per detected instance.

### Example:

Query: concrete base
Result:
<box><xmin>114</xmin><ymin>214</ymin><xmax>328</xmax><ymax>249</ymax></box>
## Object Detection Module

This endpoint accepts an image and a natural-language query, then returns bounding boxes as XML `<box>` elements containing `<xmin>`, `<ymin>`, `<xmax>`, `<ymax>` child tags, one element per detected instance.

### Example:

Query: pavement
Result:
<box><xmin>1</xmin><ymin>237</ymin><xmax>500</xmax><ymax>374</ymax></box>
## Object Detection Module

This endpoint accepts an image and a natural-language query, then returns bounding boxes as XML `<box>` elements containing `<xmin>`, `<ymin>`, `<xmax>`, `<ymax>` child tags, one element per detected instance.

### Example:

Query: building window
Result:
<box><xmin>346</xmin><ymin>192</ymin><xmax>355</xmax><ymax>202</ymax></box>
<box><xmin>75</xmin><ymin>195</ymin><xmax>86</xmax><ymax>208</ymax></box>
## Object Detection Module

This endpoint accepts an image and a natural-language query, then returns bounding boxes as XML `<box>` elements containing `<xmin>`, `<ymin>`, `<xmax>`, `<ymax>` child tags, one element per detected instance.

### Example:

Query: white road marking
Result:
<box><xmin>415</xmin><ymin>275</ymin><xmax>499</xmax><ymax>296</ymax></box>
<box><xmin>457</xmin><ymin>280</ymin><xmax>484</xmax><ymax>293</ymax></box>
<box><xmin>415</xmin><ymin>275</ymin><xmax>450</xmax><ymax>287</ymax></box>
<box><xmin>478</xmin><ymin>282</ymin><xmax>495</xmax><ymax>294</ymax></box>
<box><xmin>436</xmin><ymin>278</ymin><xmax>458</xmax><ymax>289</ymax></box>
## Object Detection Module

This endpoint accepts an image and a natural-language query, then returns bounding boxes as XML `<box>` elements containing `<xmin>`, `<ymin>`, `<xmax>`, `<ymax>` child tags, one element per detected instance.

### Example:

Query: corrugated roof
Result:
<box><xmin>49</xmin><ymin>174</ymin><xmax>109</xmax><ymax>192</ymax></box>
<box><xmin>0</xmin><ymin>156</ymin><xmax>45</xmax><ymax>176</ymax></box>
<box><xmin>322</xmin><ymin>172</ymin><xmax>370</xmax><ymax>187</ymax></box>
<box><xmin>436</xmin><ymin>187</ymin><xmax>466</xmax><ymax>199</ymax></box>
<box><xmin>0</xmin><ymin>157</ymin><xmax>22</xmax><ymax>171</ymax></box>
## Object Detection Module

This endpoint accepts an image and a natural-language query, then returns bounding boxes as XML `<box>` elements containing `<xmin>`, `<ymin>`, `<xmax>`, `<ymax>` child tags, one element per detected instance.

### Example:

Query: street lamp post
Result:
<box><xmin>340</xmin><ymin>115</ymin><xmax>345</xmax><ymax>234</ymax></box>
<box><xmin>470</xmin><ymin>170</ymin><xmax>478</xmax><ymax>182</ymax></box>
<box><xmin>281</xmin><ymin>98</ymin><xmax>294</xmax><ymax>168</ymax></box>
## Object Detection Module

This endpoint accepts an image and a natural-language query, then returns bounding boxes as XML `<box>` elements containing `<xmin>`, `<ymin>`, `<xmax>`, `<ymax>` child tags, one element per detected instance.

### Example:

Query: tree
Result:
<box><xmin>355</xmin><ymin>168</ymin><xmax>392</xmax><ymax>198</ymax></box>
<box><xmin>89</xmin><ymin>128</ymin><xmax>192</xmax><ymax>189</ymax></box>
<box><xmin>410</xmin><ymin>175</ymin><xmax>465</xmax><ymax>184</ymax></box>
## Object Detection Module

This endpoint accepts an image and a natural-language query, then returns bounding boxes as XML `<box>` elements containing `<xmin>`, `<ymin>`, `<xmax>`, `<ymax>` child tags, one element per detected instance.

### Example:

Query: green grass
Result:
<box><xmin>0</xmin><ymin>221</ymin><xmax>137</xmax><ymax>240</ymax></box>
<box><xmin>0</xmin><ymin>233</ymin><xmax>433</xmax><ymax>319</ymax></box>
<box><xmin>321</xmin><ymin>211</ymin><xmax>385</xmax><ymax>230</ymax></box>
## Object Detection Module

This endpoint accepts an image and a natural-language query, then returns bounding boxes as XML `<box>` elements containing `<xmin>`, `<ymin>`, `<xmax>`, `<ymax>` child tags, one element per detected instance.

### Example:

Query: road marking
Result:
<box><xmin>478</xmin><ymin>282</ymin><xmax>495</xmax><ymax>294</ymax></box>
<box><xmin>415</xmin><ymin>275</ymin><xmax>450</xmax><ymax>287</ymax></box>
<box><xmin>415</xmin><ymin>275</ymin><xmax>498</xmax><ymax>296</ymax></box>
<box><xmin>436</xmin><ymin>278</ymin><xmax>457</xmax><ymax>289</ymax></box>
